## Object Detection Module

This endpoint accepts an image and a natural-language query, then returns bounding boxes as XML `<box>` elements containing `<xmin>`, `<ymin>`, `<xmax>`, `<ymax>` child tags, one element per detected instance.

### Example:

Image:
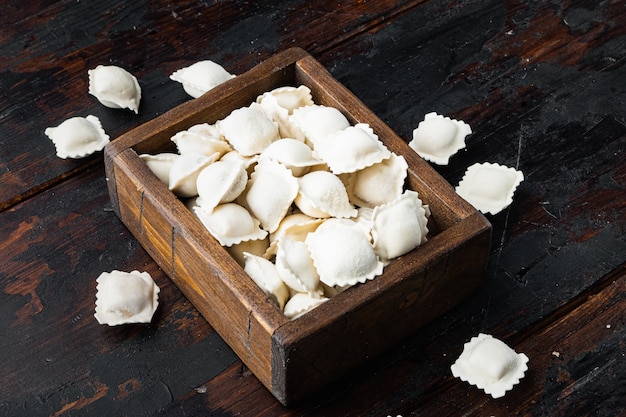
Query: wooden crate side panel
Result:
<box><xmin>170</xmin><ymin>229</ymin><xmax>277</xmax><ymax>389</ymax></box>
<box><xmin>419</xmin><ymin>213</ymin><xmax>491</xmax><ymax>315</ymax></box>
<box><xmin>112</xmin><ymin>152</ymin><xmax>175</xmax><ymax>272</ymax></box>
<box><xmin>110</xmin><ymin>149</ymin><xmax>287</xmax><ymax>392</ymax></box>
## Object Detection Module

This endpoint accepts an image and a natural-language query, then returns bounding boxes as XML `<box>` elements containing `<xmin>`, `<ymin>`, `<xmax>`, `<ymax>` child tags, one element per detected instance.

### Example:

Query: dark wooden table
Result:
<box><xmin>1</xmin><ymin>1</ymin><xmax>624</xmax><ymax>416</ymax></box>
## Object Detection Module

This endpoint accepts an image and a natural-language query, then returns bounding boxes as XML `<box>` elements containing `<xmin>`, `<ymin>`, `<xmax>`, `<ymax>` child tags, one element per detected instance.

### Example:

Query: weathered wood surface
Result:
<box><xmin>1</xmin><ymin>0</ymin><xmax>624</xmax><ymax>416</ymax></box>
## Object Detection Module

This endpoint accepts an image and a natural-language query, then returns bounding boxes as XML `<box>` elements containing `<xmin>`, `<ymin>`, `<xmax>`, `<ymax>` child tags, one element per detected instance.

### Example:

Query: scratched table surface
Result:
<box><xmin>1</xmin><ymin>1</ymin><xmax>625</xmax><ymax>416</ymax></box>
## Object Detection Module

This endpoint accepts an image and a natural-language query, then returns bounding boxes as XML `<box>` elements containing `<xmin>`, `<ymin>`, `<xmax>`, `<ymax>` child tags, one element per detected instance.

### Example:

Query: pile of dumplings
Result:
<box><xmin>140</xmin><ymin>85</ymin><xmax>430</xmax><ymax>319</ymax></box>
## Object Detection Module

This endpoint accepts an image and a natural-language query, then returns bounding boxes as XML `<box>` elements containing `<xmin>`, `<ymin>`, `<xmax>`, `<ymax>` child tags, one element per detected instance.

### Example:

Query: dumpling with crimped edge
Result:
<box><xmin>259</xmin><ymin>138</ymin><xmax>323</xmax><ymax>177</ymax></box>
<box><xmin>193</xmin><ymin>203</ymin><xmax>268</xmax><ymax>247</ymax></box>
<box><xmin>266</xmin><ymin>213</ymin><xmax>323</xmax><ymax>257</ymax></box>
<box><xmin>455</xmin><ymin>162</ymin><xmax>524</xmax><ymax>215</ymax></box>
<box><xmin>94</xmin><ymin>270</ymin><xmax>160</xmax><ymax>326</ymax></box>
<box><xmin>170</xmin><ymin>60</ymin><xmax>235</xmax><ymax>98</ymax></box>
<box><xmin>409</xmin><ymin>112</ymin><xmax>471</xmax><ymax>165</ymax></box>
<box><xmin>451</xmin><ymin>333</ymin><xmax>529</xmax><ymax>399</ymax></box>
<box><xmin>88</xmin><ymin>65</ymin><xmax>141</xmax><ymax>113</ymax></box>
<box><xmin>256</xmin><ymin>86</ymin><xmax>314</xmax><ymax>140</ymax></box>
<box><xmin>227</xmin><ymin>237</ymin><xmax>270</xmax><ymax>267</ymax></box>
<box><xmin>275</xmin><ymin>237</ymin><xmax>324</xmax><ymax>298</ymax></box>
<box><xmin>305</xmin><ymin>218</ymin><xmax>384</xmax><ymax>287</ymax></box>
<box><xmin>257</xmin><ymin>85</ymin><xmax>314</xmax><ymax>114</ymax></box>
<box><xmin>168</xmin><ymin>152</ymin><xmax>220</xmax><ymax>198</ymax></box>
<box><xmin>294</xmin><ymin>170</ymin><xmax>357</xmax><ymax>219</ymax></box>
<box><xmin>139</xmin><ymin>153</ymin><xmax>179</xmax><ymax>185</ymax></box>
<box><xmin>171</xmin><ymin>124</ymin><xmax>231</xmax><ymax>158</ymax></box>
<box><xmin>283</xmin><ymin>292</ymin><xmax>329</xmax><ymax>320</ymax></box>
<box><xmin>217</xmin><ymin>104</ymin><xmax>280</xmax><ymax>156</ymax></box>
<box><xmin>44</xmin><ymin>115</ymin><xmax>109</xmax><ymax>159</ymax></box>
<box><xmin>371</xmin><ymin>190</ymin><xmax>429</xmax><ymax>262</ymax></box>
<box><xmin>315</xmin><ymin>123</ymin><xmax>391</xmax><ymax>175</ymax></box>
<box><xmin>345</xmin><ymin>152</ymin><xmax>408</xmax><ymax>208</ymax></box>
<box><xmin>243</xmin><ymin>252</ymin><xmax>290</xmax><ymax>310</ymax></box>
<box><xmin>245</xmin><ymin>158</ymin><xmax>299</xmax><ymax>233</ymax></box>
<box><xmin>196</xmin><ymin>159</ymin><xmax>248</xmax><ymax>212</ymax></box>
<box><xmin>289</xmin><ymin>104</ymin><xmax>351</xmax><ymax>148</ymax></box>
<box><xmin>220</xmin><ymin>149</ymin><xmax>259</xmax><ymax>177</ymax></box>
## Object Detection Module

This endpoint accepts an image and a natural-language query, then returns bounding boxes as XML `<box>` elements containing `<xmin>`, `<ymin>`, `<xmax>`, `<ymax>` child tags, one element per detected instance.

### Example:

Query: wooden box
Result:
<box><xmin>104</xmin><ymin>48</ymin><xmax>491</xmax><ymax>405</ymax></box>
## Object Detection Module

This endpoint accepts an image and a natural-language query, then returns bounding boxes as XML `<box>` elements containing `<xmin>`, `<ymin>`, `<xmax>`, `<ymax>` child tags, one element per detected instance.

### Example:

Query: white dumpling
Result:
<box><xmin>88</xmin><ymin>65</ymin><xmax>141</xmax><ymax>113</ymax></box>
<box><xmin>295</xmin><ymin>170</ymin><xmax>357</xmax><ymax>219</ymax></box>
<box><xmin>283</xmin><ymin>292</ymin><xmax>328</xmax><ymax>320</ymax></box>
<box><xmin>315</xmin><ymin>124</ymin><xmax>391</xmax><ymax>175</ymax></box>
<box><xmin>289</xmin><ymin>104</ymin><xmax>351</xmax><ymax>148</ymax></box>
<box><xmin>217</xmin><ymin>105</ymin><xmax>280</xmax><ymax>156</ymax></box>
<box><xmin>194</xmin><ymin>203</ymin><xmax>267</xmax><ymax>247</ymax></box>
<box><xmin>139</xmin><ymin>153</ymin><xmax>179</xmax><ymax>185</ymax></box>
<box><xmin>305</xmin><ymin>219</ymin><xmax>383</xmax><ymax>287</ymax></box>
<box><xmin>266</xmin><ymin>213</ymin><xmax>322</xmax><ymax>257</ymax></box>
<box><xmin>455</xmin><ymin>162</ymin><xmax>524</xmax><ymax>215</ymax></box>
<box><xmin>170</xmin><ymin>60</ymin><xmax>235</xmax><ymax>98</ymax></box>
<box><xmin>257</xmin><ymin>86</ymin><xmax>314</xmax><ymax>114</ymax></box>
<box><xmin>196</xmin><ymin>159</ymin><xmax>248</xmax><ymax>212</ymax></box>
<box><xmin>171</xmin><ymin>124</ymin><xmax>231</xmax><ymax>157</ymax></box>
<box><xmin>259</xmin><ymin>138</ymin><xmax>322</xmax><ymax>176</ymax></box>
<box><xmin>243</xmin><ymin>253</ymin><xmax>290</xmax><ymax>310</ymax></box>
<box><xmin>245</xmin><ymin>159</ymin><xmax>299</xmax><ymax>233</ymax></box>
<box><xmin>256</xmin><ymin>86</ymin><xmax>314</xmax><ymax>139</ymax></box>
<box><xmin>227</xmin><ymin>237</ymin><xmax>270</xmax><ymax>267</ymax></box>
<box><xmin>168</xmin><ymin>152</ymin><xmax>219</xmax><ymax>198</ymax></box>
<box><xmin>275</xmin><ymin>237</ymin><xmax>323</xmax><ymax>297</ymax></box>
<box><xmin>346</xmin><ymin>153</ymin><xmax>408</xmax><ymax>208</ymax></box>
<box><xmin>409</xmin><ymin>112</ymin><xmax>471</xmax><ymax>165</ymax></box>
<box><xmin>94</xmin><ymin>270</ymin><xmax>159</xmax><ymax>326</ymax></box>
<box><xmin>44</xmin><ymin>115</ymin><xmax>110</xmax><ymax>159</ymax></box>
<box><xmin>451</xmin><ymin>333</ymin><xmax>529</xmax><ymax>399</ymax></box>
<box><xmin>371</xmin><ymin>190</ymin><xmax>429</xmax><ymax>261</ymax></box>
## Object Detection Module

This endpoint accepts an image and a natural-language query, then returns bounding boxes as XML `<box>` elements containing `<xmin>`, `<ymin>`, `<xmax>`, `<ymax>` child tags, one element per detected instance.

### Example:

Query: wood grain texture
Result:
<box><xmin>1</xmin><ymin>0</ymin><xmax>625</xmax><ymax>415</ymax></box>
<box><xmin>0</xmin><ymin>0</ymin><xmax>424</xmax><ymax>211</ymax></box>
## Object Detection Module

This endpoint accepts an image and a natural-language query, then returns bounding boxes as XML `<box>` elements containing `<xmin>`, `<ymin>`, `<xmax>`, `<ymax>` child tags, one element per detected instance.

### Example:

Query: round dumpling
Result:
<box><xmin>371</xmin><ymin>190</ymin><xmax>429</xmax><ymax>261</ymax></box>
<box><xmin>170</xmin><ymin>60</ymin><xmax>235</xmax><ymax>98</ymax></box>
<box><xmin>217</xmin><ymin>105</ymin><xmax>280</xmax><ymax>156</ymax></box>
<box><xmin>88</xmin><ymin>65</ymin><xmax>141</xmax><ymax>113</ymax></box>
<box><xmin>315</xmin><ymin>124</ymin><xmax>391</xmax><ymax>174</ymax></box>
<box><xmin>409</xmin><ymin>112</ymin><xmax>471</xmax><ymax>165</ymax></box>
<box><xmin>346</xmin><ymin>153</ymin><xmax>408</xmax><ymax>208</ymax></box>
<box><xmin>196</xmin><ymin>159</ymin><xmax>248</xmax><ymax>212</ymax></box>
<box><xmin>289</xmin><ymin>105</ymin><xmax>350</xmax><ymax>148</ymax></box>
<box><xmin>94</xmin><ymin>270</ymin><xmax>159</xmax><ymax>326</ymax></box>
<box><xmin>294</xmin><ymin>171</ymin><xmax>357</xmax><ymax>219</ymax></box>
<box><xmin>243</xmin><ymin>253</ymin><xmax>290</xmax><ymax>310</ymax></box>
<box><xmin>168</xmin><ymin>152</ymin><xmax>219</xmax><ymax>198</ymax></box>
<box><xmin>194</xmin><ymin>203</ymin><xmax>267</xmax><ymax>247</ymax></box>
<box><xmin>305</xmin><ymin>219</ymin><xmax>383</xmax><ymax>287</ymax></box>
<box><xmin>44</xmin><ymin>115</ymin><xmax>110</xmax><ymax>159</ymax></box>
<box><xmin>245</xmin><ymin>159</ymin><xmax>299</xmax><ymax>233</ymax></box>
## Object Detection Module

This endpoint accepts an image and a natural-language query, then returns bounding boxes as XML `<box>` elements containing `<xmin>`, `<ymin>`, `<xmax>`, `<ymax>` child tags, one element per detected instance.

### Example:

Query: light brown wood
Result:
<box><xmin>103</xmin><ymin>47</ymin><xmax>492</xmax><ymax>405</ymax></box>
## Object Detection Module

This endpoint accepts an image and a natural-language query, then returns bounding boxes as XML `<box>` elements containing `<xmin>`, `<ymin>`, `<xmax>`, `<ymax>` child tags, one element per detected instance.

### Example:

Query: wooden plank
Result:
<box><xmin>0</xmin><ymin>169</ymin><xmax>238</xmax><ymax>415</ymax></box>
<box><xmin>400</xmin><ymin>264</ymin><xmax>626</xmax><ymax>416</ymax></box>
<box><xmin>0</xmin><ymin>0</ymin><xmax>425</xmax><ymax>211</ymax></box>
